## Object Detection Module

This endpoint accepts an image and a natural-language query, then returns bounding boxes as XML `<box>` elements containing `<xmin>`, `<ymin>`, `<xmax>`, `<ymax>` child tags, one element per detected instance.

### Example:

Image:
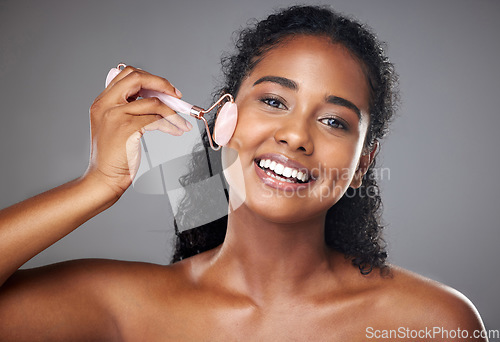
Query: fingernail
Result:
<box><xmin>185</xmin><ymin>120</ymin><xmax>193</xmax><ymax>130</ymax></box>
<box><xmin>175</xmin><ymin>87</ymin><xmax>183</xmax><ymax>98</ymax></box>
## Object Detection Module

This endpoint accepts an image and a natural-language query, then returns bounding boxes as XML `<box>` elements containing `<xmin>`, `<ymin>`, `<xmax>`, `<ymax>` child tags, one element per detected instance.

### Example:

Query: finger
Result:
<box><xmin>143</xmin><ymin>117</ymin><xmax>185</xmax><ymax>136</ymax></box>
<box><xmin>122</xmin><ymin>114</ymin><xmax>185</xmax><ymax>137</ymax></box>
<box><xmin>106</xmin><ymin>65</ymin><xmax>136</xmax><ymax>88</ymax></box>
<box><xmin>104</xmin><ymin>67</ymin><xmax>182</xmax><ymax>105</ymax></box>
<box><xmin>120</xmin><ymin>97</ymin><xmax>193</xmax><ymax>132</ymax></box>
<box><xmin>95</xmin><ymin>65</ymin><xmax>138</xmax><ymax>102</ymax></box>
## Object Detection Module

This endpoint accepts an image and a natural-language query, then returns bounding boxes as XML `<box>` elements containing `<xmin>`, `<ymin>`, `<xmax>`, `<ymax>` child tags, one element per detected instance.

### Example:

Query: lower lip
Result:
<box><xmin>254</xmin><ymin>161</ymin><xmax>314</xmax><ymax>192</ymax></box>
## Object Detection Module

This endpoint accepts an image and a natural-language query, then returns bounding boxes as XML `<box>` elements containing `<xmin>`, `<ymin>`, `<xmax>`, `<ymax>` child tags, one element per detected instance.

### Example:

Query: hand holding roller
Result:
<box><xmin>105</xmin><ymin>64</ymin><xmax>238</xmax><ymax>151</ymax></box>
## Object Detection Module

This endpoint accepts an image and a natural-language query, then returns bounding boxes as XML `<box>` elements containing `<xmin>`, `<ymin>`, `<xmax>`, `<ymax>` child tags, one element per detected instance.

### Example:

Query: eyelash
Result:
<box><xmin>320</xmin><ymin>117</ymin><xmax>348</xmax><ymax>131</ymax></box>
<box><xmin>260</xmin><ymin>96</ymin><xmax>287</xmax><ymax>110</ymax></box>
<box><xmin>260</xmin><ymin>96</ymin><xmax>347</xmax><ymax>131</ymax></box>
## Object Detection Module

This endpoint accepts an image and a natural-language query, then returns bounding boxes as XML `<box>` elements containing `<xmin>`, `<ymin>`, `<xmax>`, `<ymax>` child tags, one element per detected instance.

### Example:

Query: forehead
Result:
<box><xmin>244</xmin><ymin>35</ymin><xmax>371</xmax><ymax>113</ymax></box>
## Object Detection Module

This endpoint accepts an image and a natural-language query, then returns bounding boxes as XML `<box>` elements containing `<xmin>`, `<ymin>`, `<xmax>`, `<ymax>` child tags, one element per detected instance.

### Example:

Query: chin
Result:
<box><xmin>236</xmin><ymin>191</ymin><xmax>328</xmax><ymax>224</ymax></box>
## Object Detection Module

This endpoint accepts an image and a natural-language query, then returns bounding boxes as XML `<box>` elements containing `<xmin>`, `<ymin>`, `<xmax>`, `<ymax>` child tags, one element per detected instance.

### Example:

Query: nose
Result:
<box><xmin>273</xmin><ymin>114</ymin><xmax>314</xmax><ymax>154</ymax></box>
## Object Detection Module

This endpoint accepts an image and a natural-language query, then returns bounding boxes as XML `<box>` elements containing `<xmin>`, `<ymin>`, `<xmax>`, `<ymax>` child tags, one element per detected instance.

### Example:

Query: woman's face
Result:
<box><xmin>223</xmin><ymin>35</ymin><xmax>372</xmax><ymax>223</ymax></box>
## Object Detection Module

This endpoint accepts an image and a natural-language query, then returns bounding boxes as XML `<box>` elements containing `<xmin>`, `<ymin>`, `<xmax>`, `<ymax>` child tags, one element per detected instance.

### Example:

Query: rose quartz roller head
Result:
<box><xmin>105</xmin><ymin>64</ymin><xmax>238</xmax><ymax>151</ymax></box>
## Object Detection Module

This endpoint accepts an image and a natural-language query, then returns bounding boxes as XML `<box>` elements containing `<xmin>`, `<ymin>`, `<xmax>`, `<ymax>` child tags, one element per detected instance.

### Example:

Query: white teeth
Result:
<box><xmin>274</xmin><ymin>163</ymin><xmax>284</xmax><ymax>175</ymax></box>
<box><xmin>264</xmin><ymin>170</ymin><xmax>296</xmax><ymax>183</ymax></box>
<box><xmin>283</xmin><ymin>167</ymin><xmax>292</xmax><ymax>178</ymax></box>
<box><xmin>257</xmin><ymin>159</ymin><xmax>309</xmax><ymax>183</ymax></box>
<box><xmin>269</xmin><ymin>161</ymin><xmax>277</xmax><ymax>171</ymax></box>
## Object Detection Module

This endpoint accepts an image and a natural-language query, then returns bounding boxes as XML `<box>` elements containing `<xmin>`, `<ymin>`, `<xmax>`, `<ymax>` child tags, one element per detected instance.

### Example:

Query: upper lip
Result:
<box><xmin>254</xmin><ymin>153</ymin><xmax>316</xmax><ymax>180</ymax></box>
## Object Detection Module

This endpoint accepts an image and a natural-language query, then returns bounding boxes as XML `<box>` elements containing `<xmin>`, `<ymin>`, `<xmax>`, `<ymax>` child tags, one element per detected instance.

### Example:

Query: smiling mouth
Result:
<box><xmin>255</xmin><ymin>158</ymin><xmax>311</xmax><ymax>184</ymax></box>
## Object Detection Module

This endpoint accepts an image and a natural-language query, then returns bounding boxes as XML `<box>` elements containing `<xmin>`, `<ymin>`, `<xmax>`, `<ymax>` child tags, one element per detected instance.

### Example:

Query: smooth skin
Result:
<box><xmin>0</xmin><ymin>36</ymin><xmax>487</xmax><ymax>341</ymax></box>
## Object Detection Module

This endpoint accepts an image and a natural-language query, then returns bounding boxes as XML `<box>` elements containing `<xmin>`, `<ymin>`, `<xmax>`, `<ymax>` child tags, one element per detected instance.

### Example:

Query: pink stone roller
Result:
<box><xmin>105</xmin><ymin>64</ymin><xmax>238</xmax><ymax>151</ymax></box>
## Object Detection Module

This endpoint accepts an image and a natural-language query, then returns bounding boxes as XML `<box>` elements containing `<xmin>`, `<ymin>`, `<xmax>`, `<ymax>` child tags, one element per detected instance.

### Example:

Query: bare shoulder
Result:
<box><xmin>42</xmin><ymin>258</ymin><xmax>192</xmax><ymax>307</ymax></box>
<box><xmin>0</xmin><ymin>258</ymin><xmax>190</xmax><ymax>341</ymax></box>
<box><xmin>1</xmin><ymin>258</ymin><xmax>189</xmax><ymax>314</ymax></box>
<box><xmin>373</xmin><ymin>265</ymin><xmax>487</xmax><ymax>337</ymax></box>
<box><xmin>5</xmin><ymin>258</ymin><xmax>184</xmax><ymax>294</ymax></box>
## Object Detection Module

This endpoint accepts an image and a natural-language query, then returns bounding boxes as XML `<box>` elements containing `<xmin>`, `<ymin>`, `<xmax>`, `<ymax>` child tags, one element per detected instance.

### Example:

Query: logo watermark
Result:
<box><xmin>260</xmin><ymin>165</ymin><xmax>390</xmax><ymax>201</ymax></box>
<box><xmin>366</xmin><ymin>326</ymin><xmax>499</xmax><ymax>340</ymax></box>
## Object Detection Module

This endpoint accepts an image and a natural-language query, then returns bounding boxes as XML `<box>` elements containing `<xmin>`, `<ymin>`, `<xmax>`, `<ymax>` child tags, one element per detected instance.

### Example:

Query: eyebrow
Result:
<box><xmin>253</xmin><ymin>75</ymin><xmax>362</xmax><ymax>122</ymax></box>
<box><xmin>253</xmin><ymin>76</ymin><xmax>298</xmax><ymax>90</ymax></box>
<box><xmin>326</xmin><ymin>95</ymin><xmax>362</xmax><ymax>121</ymax></box>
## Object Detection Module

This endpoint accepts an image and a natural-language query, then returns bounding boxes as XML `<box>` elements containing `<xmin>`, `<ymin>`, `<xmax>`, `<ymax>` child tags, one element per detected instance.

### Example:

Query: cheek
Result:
<box><xmin>226</xmin><ymin>106</ymin><xmax>271</xmax><ymax>151</ymax></box>
<box><xmin>320</xmin><ymin>137</ymin><xmax>360</xmax><ymax>172</ymax></box>
<box><xmin>314</xmin><ymin>139</ymin><xmax>361</xmax><ymax>196</ymax></box>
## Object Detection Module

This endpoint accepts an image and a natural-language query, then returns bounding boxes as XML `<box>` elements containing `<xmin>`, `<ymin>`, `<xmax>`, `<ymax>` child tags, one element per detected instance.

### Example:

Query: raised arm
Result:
<box><xmin>0</xmin><ymin>66</ymin><xmax>191</xmax><ymax>340</ymax></box>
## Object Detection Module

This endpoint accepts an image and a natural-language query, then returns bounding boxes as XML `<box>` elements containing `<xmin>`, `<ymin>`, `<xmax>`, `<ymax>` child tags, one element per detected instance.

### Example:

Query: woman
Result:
<box><xmin>0</xmin><ymin>5</ymin><xmax>487</xmax><ymax>341</ymax></box>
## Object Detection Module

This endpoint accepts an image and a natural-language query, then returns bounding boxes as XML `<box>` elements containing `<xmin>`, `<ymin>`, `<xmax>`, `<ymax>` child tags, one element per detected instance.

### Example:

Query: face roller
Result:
<box><xmin>105</xmin><ymin>64</ymin><xmax>238</xmax><ymax>151</ymax></box>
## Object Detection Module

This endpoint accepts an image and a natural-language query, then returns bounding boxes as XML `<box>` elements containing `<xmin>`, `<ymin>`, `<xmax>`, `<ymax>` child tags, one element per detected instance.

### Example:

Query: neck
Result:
<box><xmin>206</xmin><ymin>199</ymin><xmax>335</xmax><ymax>305</ymax></box>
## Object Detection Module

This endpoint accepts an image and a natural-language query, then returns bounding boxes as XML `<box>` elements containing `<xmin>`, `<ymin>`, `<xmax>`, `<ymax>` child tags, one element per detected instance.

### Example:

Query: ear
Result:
<box><xmin>350</xmin><ymin>140</ymin><xmax>379</xmax><ymax>189</ymax></box>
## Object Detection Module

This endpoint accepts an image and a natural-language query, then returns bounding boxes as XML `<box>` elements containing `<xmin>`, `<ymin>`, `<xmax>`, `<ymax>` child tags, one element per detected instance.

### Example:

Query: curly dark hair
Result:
<box><xmin>171</xmin><ymin>5</ymin><xmax>399</xmax><ymax>275</ymax></box>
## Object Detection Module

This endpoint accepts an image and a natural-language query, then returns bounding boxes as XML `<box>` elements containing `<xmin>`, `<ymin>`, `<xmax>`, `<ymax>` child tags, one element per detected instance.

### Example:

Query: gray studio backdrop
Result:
<box><xmin>1</xmin><ymin>0</ymin><xmax>499</xmax><ymax>333</ymax></box>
